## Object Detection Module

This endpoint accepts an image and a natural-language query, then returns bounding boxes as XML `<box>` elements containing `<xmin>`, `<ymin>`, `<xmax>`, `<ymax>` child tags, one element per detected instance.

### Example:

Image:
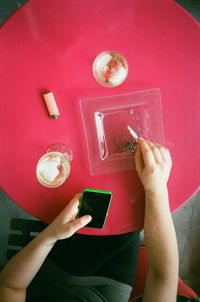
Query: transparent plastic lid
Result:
<box><xmin>80</xmin><ymin>88</ymin><xmax>164</xmax><ymax>176</ymax></box>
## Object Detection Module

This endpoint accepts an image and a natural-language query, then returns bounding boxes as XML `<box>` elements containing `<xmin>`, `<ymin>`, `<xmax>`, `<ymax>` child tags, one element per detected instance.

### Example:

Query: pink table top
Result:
<box><xmin>1</xmin><ymin>0</ymin><xmax>200</xmax><ymax>235</ymax></box>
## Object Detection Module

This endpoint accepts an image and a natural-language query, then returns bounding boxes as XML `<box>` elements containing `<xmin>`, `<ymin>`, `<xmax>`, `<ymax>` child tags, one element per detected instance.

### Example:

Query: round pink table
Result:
<box><xmin>1</xmin><ymin>0</ymin><xmax>200</xmax><ymax>235</ymax></box>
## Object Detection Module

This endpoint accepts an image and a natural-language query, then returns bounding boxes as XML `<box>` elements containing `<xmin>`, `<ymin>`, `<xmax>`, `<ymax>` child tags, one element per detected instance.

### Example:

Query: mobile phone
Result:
<box><xmin>77</xmin><ymin>188</ymin><xmax>112</xmax><ymax>228</ymax></box>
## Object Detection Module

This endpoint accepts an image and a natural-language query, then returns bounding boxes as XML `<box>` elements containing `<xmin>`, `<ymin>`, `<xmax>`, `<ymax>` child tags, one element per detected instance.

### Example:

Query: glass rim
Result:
<box><xmin>46</xmin><ymin>143</ymin><xmax>73</xmax><ymax>161</ymax></box>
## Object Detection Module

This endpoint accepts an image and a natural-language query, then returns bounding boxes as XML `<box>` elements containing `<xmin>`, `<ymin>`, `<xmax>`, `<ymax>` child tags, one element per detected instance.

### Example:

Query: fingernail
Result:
<box><xmin>139</xmin><ymin>136</ymin><xmax>144</xmax><ymax>140</ymax></box>
<box><xmin>85</xmin><ymin>215</ymin><xmax>92</xmax><ymax>221</ymax></box>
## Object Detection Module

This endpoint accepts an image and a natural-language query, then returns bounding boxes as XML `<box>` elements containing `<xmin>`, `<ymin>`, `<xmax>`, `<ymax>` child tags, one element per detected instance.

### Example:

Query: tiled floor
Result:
<box><xmin>0</xmin><ymin>189</ymin><xmax>34</xmax><ymax>270</ymax></box>
<box><xmin>173</xmin><ymin>191</ymin><xmax>200</xmax><ymax>294</ymax></box>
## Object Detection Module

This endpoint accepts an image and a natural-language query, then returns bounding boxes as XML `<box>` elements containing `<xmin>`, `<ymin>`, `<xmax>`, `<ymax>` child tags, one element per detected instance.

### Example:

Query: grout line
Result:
<box><xmin>180</xmin><ymin>195</ymin><xmax>199</xmax><ymax>266</ymax></box>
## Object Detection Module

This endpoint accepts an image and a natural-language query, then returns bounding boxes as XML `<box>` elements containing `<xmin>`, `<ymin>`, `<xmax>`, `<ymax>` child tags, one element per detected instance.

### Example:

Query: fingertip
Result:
<box><xmin>84</xmin><ymin>215</ymin><xmax>92</xmax><ymax>223</ymax></box>
<box><xmin>77</xmin><ymin>215</ymin><xmax>92</xmax><ymax>228</ymax></box>
<box><xmin>135</xmin><ymin>144</ymin><xmax>141</xmax><ymax>156</ymax></box>
<box><xmin>74</xmin><ymin>192</ymin><xmax>82</xmax><ymax>199</ymax></box>
<box><xmin>67</xmin><ymin>194</ymin><xmax>81</xmax><ymax>211</ymax></box>
<box><xmin>72</xmin><ymin>193</ymin><xmax>82</xmax><ymax>204</ymax></box>
<box><xmin>138</xmin><ymin>137</ymin><xmax>148</xmax><ymax>149</ymax></box>
<box><xmin>137</xmin><ymin>137</ymin><xmax>146</xmax><ymax>147</ymax></box>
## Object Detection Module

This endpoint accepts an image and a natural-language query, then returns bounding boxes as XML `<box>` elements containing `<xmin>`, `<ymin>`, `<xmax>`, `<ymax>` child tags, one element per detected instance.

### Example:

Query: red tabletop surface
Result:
<box><xmin>0</xmin><ymin>0</ymin><xmax>200</xmax><ymax>235</ymax></box>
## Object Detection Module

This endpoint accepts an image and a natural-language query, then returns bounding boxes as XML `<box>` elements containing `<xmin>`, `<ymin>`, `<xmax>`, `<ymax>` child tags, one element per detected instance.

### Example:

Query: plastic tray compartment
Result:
<box><xmin>80</xmin><ymin>88</ymin><xmax>164</xmax><ymax>176</ymax></box>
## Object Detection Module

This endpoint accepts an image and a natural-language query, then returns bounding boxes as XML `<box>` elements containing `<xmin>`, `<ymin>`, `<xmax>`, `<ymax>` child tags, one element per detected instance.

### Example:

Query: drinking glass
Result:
<box><xmin>36</xmin><ymin>143</ymin><xmax>72</xmax><ymax>188</ymax></box>
<box><xmin>93</xmin><ymin>51</ymin><xmax>128</xmax><ymax>87</ymax></box>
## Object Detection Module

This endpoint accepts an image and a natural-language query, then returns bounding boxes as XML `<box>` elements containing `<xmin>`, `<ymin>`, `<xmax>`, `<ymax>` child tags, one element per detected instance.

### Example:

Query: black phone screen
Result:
<box><xmin>78</xmin><ymin>190</ymin><xmax>112</xmax><ymax>228</ymax></box>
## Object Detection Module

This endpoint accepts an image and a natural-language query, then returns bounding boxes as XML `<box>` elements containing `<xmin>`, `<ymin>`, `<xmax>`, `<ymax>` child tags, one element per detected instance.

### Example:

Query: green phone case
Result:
<box><xmin>78</xmin><ymin>188</ymin><xmax>112</xmax><ymax>228</ymax></box>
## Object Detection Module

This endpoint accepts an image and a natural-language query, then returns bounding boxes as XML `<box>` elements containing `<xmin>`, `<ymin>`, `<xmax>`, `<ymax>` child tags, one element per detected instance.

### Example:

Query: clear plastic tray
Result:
<box><xmin>80</xmin><ymin>88</ymin><xmax>164</xmax><ymax>175</ymax></box>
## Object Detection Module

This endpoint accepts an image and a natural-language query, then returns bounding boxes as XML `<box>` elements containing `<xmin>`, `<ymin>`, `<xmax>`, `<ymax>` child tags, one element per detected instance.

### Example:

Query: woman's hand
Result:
<box><xmin>135</xmin><ymin>137</ymin><xmax>172</xmax><ymax>195</ymax></box>
<box><xmin>135</xmin><ymin>138</ymin><xmax>178</xmax><ymax>302</ymax></box>
<box><xmin>44</xmin><ymin>194</ymin><xmax>92</xmax><ymax>243</ymax></box>
<box><xmin>0</xmin><ymin>194</ymin><xmax>92</xmax><ymax>301</ymax></box>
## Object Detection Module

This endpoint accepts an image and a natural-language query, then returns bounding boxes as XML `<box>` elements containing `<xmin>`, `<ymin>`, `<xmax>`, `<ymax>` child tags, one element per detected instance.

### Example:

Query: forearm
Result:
<box><xmin>0</xmin><ymin>228</ymin><xmax>56</xmax><ymax>290</ymax></box>
<box><xmin>144</xmin><ymin>187</ymin><xmax>179</xmax><ymax>278</ymax></box>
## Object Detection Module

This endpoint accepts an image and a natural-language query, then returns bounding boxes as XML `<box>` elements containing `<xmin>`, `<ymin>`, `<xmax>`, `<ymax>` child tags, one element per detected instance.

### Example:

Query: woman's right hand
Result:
<box><xmin>135</xmin><ymin>138</ymin><xmax>178</xmax><ymax>302</ymax></box>
<box><xmin>135</xmin><ymin>137</ymin><xmax>172</xmax><ymax>195</ymax></box>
